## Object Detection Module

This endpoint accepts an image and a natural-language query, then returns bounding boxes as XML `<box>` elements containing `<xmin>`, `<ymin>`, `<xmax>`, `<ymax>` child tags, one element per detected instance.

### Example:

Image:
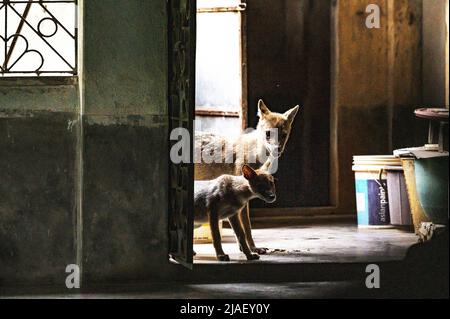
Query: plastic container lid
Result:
<box><xmin>353</xmin><ymin>155</ymin><xmax>402</xmax><ymax>167</ymax></box>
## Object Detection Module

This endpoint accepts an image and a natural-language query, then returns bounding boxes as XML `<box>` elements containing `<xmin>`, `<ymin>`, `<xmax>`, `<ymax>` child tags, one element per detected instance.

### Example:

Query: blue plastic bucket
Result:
<box><xmin>353</xmin><ymin>156</ymin><xmax>401</xmax><ymax>228</ymax></box>
<box><xmin>414</xmin><ymin>156</ymin><xmax>449</xmax><ymax>225</ymax></box>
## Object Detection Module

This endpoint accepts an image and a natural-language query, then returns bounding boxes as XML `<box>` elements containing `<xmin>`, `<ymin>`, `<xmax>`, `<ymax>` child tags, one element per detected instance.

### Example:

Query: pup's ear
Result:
<box><xmin>284</xmin><ymin>105</ymin><xmax>300</xmax><ymax>124</ymax></box>
<box><xmin>257</xmin><ymin>99</ymin><xmax>271</xmax><ymax>118</ymax></box>
<box><xmin>242</xmin><ymin>164</ymin><xmax>257</xmax><ymax>180</ymax></box>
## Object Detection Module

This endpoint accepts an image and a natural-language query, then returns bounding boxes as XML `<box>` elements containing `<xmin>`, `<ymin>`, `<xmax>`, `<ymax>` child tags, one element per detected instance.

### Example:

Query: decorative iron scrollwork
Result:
<box><xmin>0</xmin><ymin>0</ymin><xmax>77</xmax><ymax>76</ymax></box>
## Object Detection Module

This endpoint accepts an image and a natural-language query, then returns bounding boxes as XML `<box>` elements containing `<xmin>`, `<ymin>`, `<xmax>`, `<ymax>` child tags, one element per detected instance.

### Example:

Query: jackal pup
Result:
<box><xmin>194</xmin><ymin>164</ymin><xmax>276</xmax><ymax>261</ymax></box>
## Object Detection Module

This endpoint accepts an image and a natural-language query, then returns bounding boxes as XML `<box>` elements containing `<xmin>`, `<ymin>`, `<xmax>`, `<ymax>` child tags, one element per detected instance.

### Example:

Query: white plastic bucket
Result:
<box><xmin>353</xmin><ymin>155</ymin><xmax>402</xmax><ymax>228</ymax></box>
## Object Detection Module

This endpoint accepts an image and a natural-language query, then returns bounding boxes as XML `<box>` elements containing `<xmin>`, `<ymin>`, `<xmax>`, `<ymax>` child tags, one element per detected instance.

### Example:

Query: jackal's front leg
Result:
<box><xmin>239</xmin><ymin>205</ymin><xmax>268</xmax><ymax>254</ymax></box>
<box><xmin>209</xmin><ymin>210</ymin><xmax>229</xmax><ymax>261</ymax></box>
<box><xmin>228</xmin><ymin>214</ymin><xmax>259</xmax><ymax>260</ymax></box>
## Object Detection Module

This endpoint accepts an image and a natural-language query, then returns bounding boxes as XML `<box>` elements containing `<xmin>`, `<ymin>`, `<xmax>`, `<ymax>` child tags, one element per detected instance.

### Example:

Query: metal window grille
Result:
<box><xmin>0</xmin><ymin>0</ymin><xmax>77</xmax><ymax>76</ymax></box>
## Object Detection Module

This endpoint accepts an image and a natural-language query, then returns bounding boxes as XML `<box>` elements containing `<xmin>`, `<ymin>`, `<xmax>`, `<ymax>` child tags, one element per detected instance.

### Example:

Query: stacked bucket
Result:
<box><xmin>353</xmin><ymin>154</ymin><xmax>448</xmax><ymax>233</ymax></box>
<box><xmin>353</xmin><ymin>109</ymin><xmax>448</xmax><ymax>233</ymax></box>
<box><xmin>353</xmin><ymin>155</ymin><xmax>412</xmax><ymax>229</ymax></box>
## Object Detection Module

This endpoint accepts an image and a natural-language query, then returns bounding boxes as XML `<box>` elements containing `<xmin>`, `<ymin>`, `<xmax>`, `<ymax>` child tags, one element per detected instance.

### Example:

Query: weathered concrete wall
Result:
<box><xmin>0</xmin><ymin>82</ymin><xmax>78</xmax><ymax>113</ymax></box>
<box><xmin>0</xmin><ymin>81</ymin><xmax>79</xmax><ymax>286</ymax></box>
<box><xmin>82</xmin><ymin>1</ymin><xmax>167</xmax><ymax>116</ymax></box>
<box><xmin>0</xmin><ymin>0</ymin><xmax>171</xmax><ymax>287</ymax></box>
<box><xmin>82</xmin><ymin>117</ymin><xmax>169</xmax><ymax>284</ymax></box>
<box><xmin>81</xmin><ymin>0</ymin><xmax>169</xmax><ymax>284</ymax></box>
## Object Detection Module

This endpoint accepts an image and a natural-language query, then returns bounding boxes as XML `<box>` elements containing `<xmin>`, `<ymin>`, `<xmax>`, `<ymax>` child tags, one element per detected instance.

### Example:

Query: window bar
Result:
<box><xmin>1</xmin><ymin>0</ymin><xmax>77</xmax><ymax>76</ymax></box>
<box><xmin>7</xmin><ymin>3</ymin><xmax>75</xmax><ymax>71</ymax></box>
<box><xmin>74</xmin><ymin>0</ymin><xmax>78</xmax><ymax>75</ymax></box>
<box><xmin>2</xmin><ymin>1</ymin><xmax>7</xmax><ymax>73</ymax></box>
<box><xmin>3</xmin><ymin>0</ymin><xmax>33</xmax><ymax>70</ymax></box>
<box><xmin>195</xmin><ymin>108</ymin><xmax>240</xmax><ymax>118</ymax></box>
<box><xmin>197</xmin><ymin>3</ymin><xmax>246</xmax><ymax>13</ymax></box>
<box><xmin>38</xmin><ymin>1</ymin><xmax>75</xmax><ymax>38</ymax></box>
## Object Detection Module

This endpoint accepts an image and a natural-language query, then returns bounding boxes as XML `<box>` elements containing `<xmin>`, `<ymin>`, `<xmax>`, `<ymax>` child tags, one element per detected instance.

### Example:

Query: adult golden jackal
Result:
<box><xmin>194</xmin><ymin>99</ymin><xmax>300</xmax><ymax>253</ymax></box>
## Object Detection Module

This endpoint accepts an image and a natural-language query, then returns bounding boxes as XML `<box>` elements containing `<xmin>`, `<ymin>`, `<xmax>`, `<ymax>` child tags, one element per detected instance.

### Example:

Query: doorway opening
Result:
<box><xmin>191</xmin><ymin>0</ymin><xmax>417</xmax><ymax>265</ymax></box>
<box><xmin>193</xmin><ymin>0</ymin><xmax>246</xmax><ymax>250</ymax></box>
<box><xmin>167</xmin><ymin>0</ymin><xmax>420</xmax><ymax>267</ymax></box>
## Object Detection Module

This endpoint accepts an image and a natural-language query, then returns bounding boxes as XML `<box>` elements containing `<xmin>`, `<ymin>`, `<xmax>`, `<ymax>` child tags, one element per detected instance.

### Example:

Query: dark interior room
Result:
<box><xmin>0</xmin><ymin>0</ymin><xmax>448</xmax><ymax>300</ymax></box>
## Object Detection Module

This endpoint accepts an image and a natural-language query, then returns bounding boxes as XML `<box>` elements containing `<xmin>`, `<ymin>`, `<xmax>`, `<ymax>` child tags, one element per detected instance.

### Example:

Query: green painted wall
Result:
<box><xmin>81</xmin><ymin>0</ymin><xmax>170</xmax><ymax>284</ymax></box>
<box><xmin>83</xmin><ymin>0</ymin><xmax>167</xmax><ymax>116</ymax></box>
<box><xmin>0</xmin><ymin>84</ymin><xmax>78</xmax><ymax>113</ymax></box>
<box><xmin>0</xmin><ymin>82</ymin><xmax>79</xmax><ymax>286</ymax></box>
<box><xmin>0</xmin><ymin>0</ymin><xmax>171</xmax><ymax>287</ymax></box>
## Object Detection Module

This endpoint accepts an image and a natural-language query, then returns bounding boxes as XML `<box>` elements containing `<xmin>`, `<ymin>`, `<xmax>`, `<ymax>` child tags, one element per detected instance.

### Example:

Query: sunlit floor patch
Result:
<box><xmin>193</xmin><ymin>223</ymin><xmax>418</xmax><ymax>264</ymax></box>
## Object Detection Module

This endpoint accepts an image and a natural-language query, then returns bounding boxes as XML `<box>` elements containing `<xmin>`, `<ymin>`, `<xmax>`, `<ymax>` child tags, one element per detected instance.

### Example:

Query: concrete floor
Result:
<box><xmin>3</xmin><ymin>224</ymin><xmax>433</xmax><ymax>299</ymax></box>
<box><xmin>1</xmin><ymin>281</ymin><xmax>373</xmax><ymax>299</ymax></box>
<box><xmin>194</xmin><ymin>224</ymin><xmax>418</xmax><ymax>264</ymax></box>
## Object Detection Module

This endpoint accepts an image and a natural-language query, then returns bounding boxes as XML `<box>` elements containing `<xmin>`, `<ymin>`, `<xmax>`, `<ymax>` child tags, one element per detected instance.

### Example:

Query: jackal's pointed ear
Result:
<box><xmin>260</xmin><ymin>158</ymin><xmax>278</xmax><ymax>174</ymax></box>
<box><xmin>242</xmin><ymin>164</ymin><xmax>257</xmax><ymax>180</ymax></box>
<box><xmin>257</xmin><ymin>99</ymin><xmax>271</xmax><ymax>118</ymax></box>
<box><xmin>260</xmin><ymin>158</ymin><xmax>271</xmax><ymax>172</ymax></box>
<box><xmin>284</xmin><ymin>105</ymin><xmax>300</xmax><ymax>124</ymax></box>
